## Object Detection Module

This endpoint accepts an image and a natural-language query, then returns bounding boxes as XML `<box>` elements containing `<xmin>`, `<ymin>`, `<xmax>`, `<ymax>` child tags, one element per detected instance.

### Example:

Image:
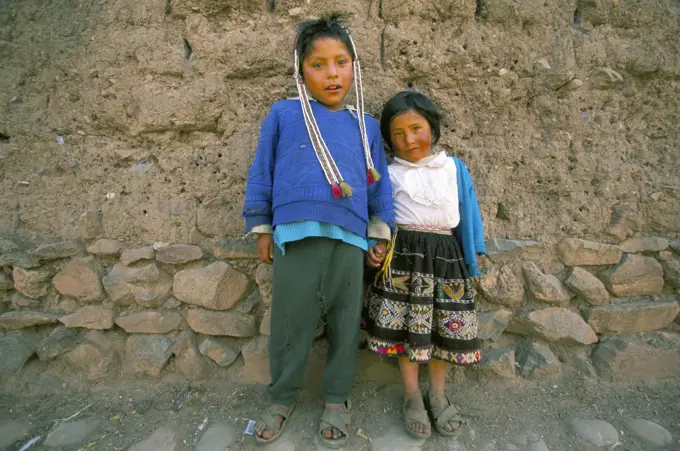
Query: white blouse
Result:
<box><xmin>388</xmin><ymin>151</ymin><xmax>460</xmax><ymax>228</ymax></box>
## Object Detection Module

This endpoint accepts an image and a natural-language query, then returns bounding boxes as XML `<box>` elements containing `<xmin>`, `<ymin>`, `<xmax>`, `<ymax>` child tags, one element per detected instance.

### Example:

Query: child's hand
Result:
<box><xmin>366</xmin><ymin>241</ymin><xmax>387</xmax><ymax>268</ymax></box>
<box><xmin>257</xmin><ymin>234</ymin><xmax>274</xmax><ymax>264</ymax></box>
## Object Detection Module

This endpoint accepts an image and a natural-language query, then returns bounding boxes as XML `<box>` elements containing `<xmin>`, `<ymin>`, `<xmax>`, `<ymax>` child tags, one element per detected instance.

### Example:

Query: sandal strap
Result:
<box><xmin>404</xmin><ymin>401</ymin><xmax>430</xmax><ymax>426</ymax></box>
<box><xmin>261</xmin><ymin>404</ymin><xmax>293</xmax><ymax>431</ymax></box>
<box><xmin>320</xmin><ymin>406</ymin><xmax>351</xmax><ymax>435</ymax></box>
<box><xmin>434</xmin><ymin>404</ymin><xmax>465</xmax><ymax>429</ymax></box>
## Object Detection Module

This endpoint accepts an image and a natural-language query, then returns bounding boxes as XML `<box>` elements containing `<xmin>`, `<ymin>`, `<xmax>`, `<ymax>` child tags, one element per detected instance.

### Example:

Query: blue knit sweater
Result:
<box><xmin>243</xmin><ymin>100</ymin><xmax>395</xmax><ymax>236</ymax></box>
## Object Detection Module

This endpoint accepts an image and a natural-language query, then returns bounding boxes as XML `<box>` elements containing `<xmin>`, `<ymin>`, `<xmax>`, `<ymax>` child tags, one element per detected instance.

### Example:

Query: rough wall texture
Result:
<box><xmin>0</xmin><ymin>0</ymin><xmax>679</xmax><ymax>383</ymax></box>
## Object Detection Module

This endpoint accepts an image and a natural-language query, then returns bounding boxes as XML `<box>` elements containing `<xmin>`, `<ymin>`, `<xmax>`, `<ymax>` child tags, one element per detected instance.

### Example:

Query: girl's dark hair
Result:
<box><xmin>295</xmin><ymin>12</ymin><xmax>354</xmax><ymax>75</ymax></box>
<box><xmin>380</xmin><ymin>91</ymin><xmax>442</xmax><ymax>148</ymax></box>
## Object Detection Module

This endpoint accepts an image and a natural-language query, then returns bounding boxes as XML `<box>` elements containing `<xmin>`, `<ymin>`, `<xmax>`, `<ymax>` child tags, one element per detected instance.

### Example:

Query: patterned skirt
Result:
<box><xmin>363</xmin><ymin>226</ymin><xmax>480</xmax><ymax>365</ymax></box>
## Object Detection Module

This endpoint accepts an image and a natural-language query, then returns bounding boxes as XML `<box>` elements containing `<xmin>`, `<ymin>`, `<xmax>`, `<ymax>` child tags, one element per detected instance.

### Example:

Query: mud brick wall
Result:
<box><xmin>1</xmin><ymin>0</ymin><xmax>679</xmax><ymax>382</ymax></box>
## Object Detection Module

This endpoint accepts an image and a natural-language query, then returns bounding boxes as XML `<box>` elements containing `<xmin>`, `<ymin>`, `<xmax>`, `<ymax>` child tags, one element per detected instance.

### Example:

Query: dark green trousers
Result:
<box><xmin>268</xmin><ymin>237</ymin><xmax>364</xmax><ymax>405</ymax></box>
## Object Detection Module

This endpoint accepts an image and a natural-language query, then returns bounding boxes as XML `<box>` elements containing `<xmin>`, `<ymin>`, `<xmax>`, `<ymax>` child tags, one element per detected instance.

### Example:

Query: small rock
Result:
<box><xmin>32</xmin><ymin>241</ymin><xmax>82</xmax><ymax>260</ymax></box>
<box><xmin>506</xmin><ymin>308</ymin><xmax>598</xmax><ymax>345</ymax></box>
<box><xmin>583</xmin><ymin>299</ymin><xmax>679</xmax><ymax>334</ymax></box>
<box><xmin>0</xmin><ymin>333</ymin><xmax>36</xmax><ymax>373</ymax></box>
<box><xmin>233</xmin><ymin>292</ymin><xmax>259</xmax><ymax>313</ymax></box>
<box><xmin>120</xmin><ymin>246</ymin><xmax>155</xmax><ymax>266</ymax></box>
<box><xmin>478</xmin><ymin>265</ymin><xmax>525</xmax><ymax>308</ymax></box>
<box><xmin>163</xmin><ymin>296</ymin><xmax>182</xmax><ymax>309</ymax></box>
<box><xmin>37</xmin><ymin>327</ymin><xmax>78</xmax><ymax>360</ymax></box>
<box><xmin>565</xmin><ymin>352</ymin><xmax>598</xmax><ymax>378</ymax></box>
<box><xmin>59</xmin><ymin>306</ymin><xmax>115</xmax><ymax>330</ymax></box>
<box><xmin>196</xmin><ymin>197</ymin><xmax>231</xmax><ymax>238</ymax></box>
<box><xmin>0</xmin><ymin>272</ymin><xmax>13</xmax><ymax>290</ymax></box>
<box><xmin>0</xmin><ymin>252</ymin><xmax>41</xmax><ymax>268</ymax></box>
<box><xmin>152</xmin><ymin>242</ymin><xmax>170</xmax><ymax>251</ymax></box>
<box><xmin>661</xmin><ymin>260</ymin><xmax>680</xmax><ymax>288</ymax></box>
<box><xmin>522</xmin><ymin>262</ymin><xmax>571</xmax><ymax>306</ymax></box>
<box><xmin>288</xmin><ymin>6</ymin><xmax>303</xmax><ymax>16</ymax></box>
<box><xmin>128</xmin><ymin>427</ymin><xmax>176</xmax><ymax>451</ymax></box>
<box><xmin>564</xmin><ymin>267</ymin><xmax>609</xmax><ymax>305</ymax></box>
<box><xmin>515</xmin><ymin>341</ymin><xmax>561</xmax><ymax>379</ymax></box>
<box><xmin>173</xmin><ymin>329</ymin><xmax>208</xmax><ymax>380</ymax></box>
<box><xmin>156</xmin><ymin>244</ymin><xmax>203</xmax><ymax>264</ymax></box>
<box><xmin>598</xmin><ymin>254</ymin><xmax>664</xmax><ymax>296</ymax></box>
<box><xmin>241</xmin><ymin>335</ymin><xmax>270</xmax><ymax>384</ymax></box>
<box><xmin>124</xmin><ymin>335</ymin><xmax>175</xmax><ymax>377</ymax></box>
<box><xmin>590</xmin><ymin>67</ymin><xmax>624</xmax><ymax>89</ymax></box>
<box><xmin>569</xmin><ymin>418</ymin><xmax>619</xmax><ymax>447</ymax></box>
<box><xmin>79</xmin><ymin>210</ymin><xmax>103</xmax><ymax>241</ymax></box>
<box><xmin>0</xmin><ymin>311</ymin><xmax>59</xmax><ymax>329</ymax></box>
<box><xmin>535</xmin><ymin>58</ymin><xmax>551</xmax><ymax>71</ymax></box>
<box><xmin>12</xmin><ymin>267</ymin><xmax>52</xmax><ymax>299</ymax></box>
<box><xmin>477</xmin><ymin>309</ymin><xmax>512</xmax><ymax>341</ymax></box>
<box><xmin>66</xmin><ymin>330</ymin><xmax>117</xmax><ymax>380</ymax></box>
<box><xmin>11</xmin><ymin>292</ymin><xmax>41</xmax><ymax>309</ymax></box>
<box><xmin>53</xmin><ymin>256</ymin><xmax>105</xmax><ymax>302</ymax></box>
<box><xmin>560</xmin><ymin>78</ymin><xmax>583</xmax><ymax>91</ymax></box>
<box><xmin>45</xmin><ymin>419</ymin><xmax>100</xmax><ymax>447</ymax></box>
<box><xmin>115</xmin><ymin>311</ymin><xmax>183</xmax><ymax>334</ymax></box>
<box><xmin>620</xmin><ymin>237</ymin><xmax>669</xmax><ymax>253</ymax></box>
<box><xmin>87</xmin><ymin>238</ymin><xmax>127</xmax><ymax>256</ymax></box>
<box><xmin>174</xmin><ymin>262</ymin><xmax>250</xmax><ymax>310</ymax></box>
<box><xmin>659</xmin><ymin>251</ymin><xmax>673</xmax><ymax>261</ymax></box>
<box><xmin>187</xmin><ymin>309</ymin><xmax>257</xmax><ymax>337</ymax></box>
<box><xmin>212</xmin><ymin>240</ymin><xmax>258</xmax><ymax>260</ymax></box>
<box><xmin>592</xmin><ymin>332</ymin><xmax>680</xmax><ymax>381</ymax></box>
<box><xmin>477</xmin><ymin>348</ymin><xmax>516</xmax><ymax>379</ymax></box>
<box><xmin>102</xmin><ymin>262</ymin><xmax>172</xmax><ymax>307</ymax></box>
<box><xmin>259</xmin><ymin>308</ymin><xmax>272</xmax><ymax>335</ymax></box>
<box><xmin>199</xmin><ymin>337</ymin><xmax>239</xmax><ymax>367</ymax></box>
<box><xmin>557</xmin><ymin>238</ymin><xmax>622</xmax><ymax>266</ymax></box>
<box><xmin>196</xmin><ymin>425</ymin><xmax>238</xmax><ymax>451</ymax></box>
<box><xmin>485</xmin><ymin>239</ymin><xmax>541</xmax><ymax>256</ymax></box>
<box><xmin>670</xmin><ymin>239</ymin><xmax>680</xmax><ymax>251</ymax></box>
<box><xmin>625</xmin><ymin>419</ymin><xmax>673</xmax><ymax>449</ymax></box>
<box><xmin>188</xmin><ymin>227</ymin><xmax>206</xmax><ymax>245</ymax></box>
<box><xmin>255</xmin><ymin>263</ymin><xmax>273</xmax><ymax>306</ymax></box>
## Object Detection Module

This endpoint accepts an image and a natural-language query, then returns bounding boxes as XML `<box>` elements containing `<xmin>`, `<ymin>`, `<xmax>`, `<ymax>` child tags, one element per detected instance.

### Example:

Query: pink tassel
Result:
<box><xmin>331</xmin><ymin>183</ymin><xmax>342</xmax><ymax>199</ymax></box>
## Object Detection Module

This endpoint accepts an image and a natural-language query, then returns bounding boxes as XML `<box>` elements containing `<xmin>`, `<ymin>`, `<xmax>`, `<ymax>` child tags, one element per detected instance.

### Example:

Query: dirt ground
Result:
<box><xmin>1</xmin><ymin>351</ymin><xmax>679</xmax><ymax>451</ymax></box>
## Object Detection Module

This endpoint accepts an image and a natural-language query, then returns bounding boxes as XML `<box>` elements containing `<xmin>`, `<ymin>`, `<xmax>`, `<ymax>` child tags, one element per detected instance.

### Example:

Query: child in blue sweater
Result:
<box><xmin>242</xmin><ymin>13</ymin><xmax>394</xmax><ymax>448</ymax></box>
<box><xmin>364</xmin><ymin>91</ymin><xmax>486</xmax><ymax>440</ymax></box>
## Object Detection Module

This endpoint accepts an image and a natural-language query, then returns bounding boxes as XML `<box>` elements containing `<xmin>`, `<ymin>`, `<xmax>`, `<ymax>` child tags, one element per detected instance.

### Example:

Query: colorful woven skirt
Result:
<box><xmin>363</xmin><ymin>226</ymin><xmax>480</xmax><ymax>365</ymax></box>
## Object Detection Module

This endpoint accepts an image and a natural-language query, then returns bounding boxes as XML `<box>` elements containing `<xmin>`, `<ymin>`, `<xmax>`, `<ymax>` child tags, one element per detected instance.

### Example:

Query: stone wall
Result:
<box><xmin>1</xmin><ymin>235</ymin><xmax>678</xmax><ymax>383</ymax></box>
<box><xmin>1</xmin><ymin>0</ymin><xmax>679</xmax><ymax>382</ymax></box>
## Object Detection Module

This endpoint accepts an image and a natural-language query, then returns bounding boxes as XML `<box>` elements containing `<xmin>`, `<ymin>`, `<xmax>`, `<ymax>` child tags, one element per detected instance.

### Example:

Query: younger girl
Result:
<box><xmin>243</xmin><ymin>13</ymin><xmax>394</xmax><ymax>448</ymax></box>
<box><xmin>364</xmin><ymin>91</ymin><xmax>486</xmax><ymax>439</ymax></box>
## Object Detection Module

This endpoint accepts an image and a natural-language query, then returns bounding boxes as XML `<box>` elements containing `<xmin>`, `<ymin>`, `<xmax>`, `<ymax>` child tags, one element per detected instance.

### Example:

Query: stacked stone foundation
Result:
<box><xmin>1</xmin><ymin>235</ymin><xmax>678</xmax><ymax>384</ymax></box>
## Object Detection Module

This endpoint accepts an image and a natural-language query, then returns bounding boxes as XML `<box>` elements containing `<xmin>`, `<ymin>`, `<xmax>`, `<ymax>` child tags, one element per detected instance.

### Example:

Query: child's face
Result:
<box><xmin>389</xmin><ymin>110</ymin><xmax>433</xmax><ymax>163</ymax></box>
<box><xmin>302</xmin><ymin>37</ymin><xmax>353</xmax><ymax>112</ymax></box>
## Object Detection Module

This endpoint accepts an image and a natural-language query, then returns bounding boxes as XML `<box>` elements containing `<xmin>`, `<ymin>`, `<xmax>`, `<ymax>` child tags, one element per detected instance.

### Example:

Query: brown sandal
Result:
<box><xmin>318</xmin><ymin>400</ymin><xmax>351</xmax><ymax>449</ymax></box>
<box><xmin>404</xmin><ymin>397</ymin><xmax>432</xmax><ymax>439</ymax></box>
<box><xmin>425</xmin><ymin>394</ymin><xmax>466</xmax><ymax>437</ymax></box>
<box><xmin>255</xmin><ymin>403</ymin><xmax>296</xmax><ymax>444</ymax></box>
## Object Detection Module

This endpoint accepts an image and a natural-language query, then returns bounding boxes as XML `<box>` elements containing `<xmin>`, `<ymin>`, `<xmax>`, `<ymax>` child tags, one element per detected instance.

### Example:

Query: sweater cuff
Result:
<box><xmin>367</xmin><ymin>216</ymin><xmax>391</xmax><ymax>241</ymax></box>
<box><xmin>251</xmin><ymin>224</ymin><xmax>273</xmax><ymax>235</ymax></box>
<box><xmin>245</xmin><ymin>214</ymin><xmax>272</xmax><ymax>233</ymax></box>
